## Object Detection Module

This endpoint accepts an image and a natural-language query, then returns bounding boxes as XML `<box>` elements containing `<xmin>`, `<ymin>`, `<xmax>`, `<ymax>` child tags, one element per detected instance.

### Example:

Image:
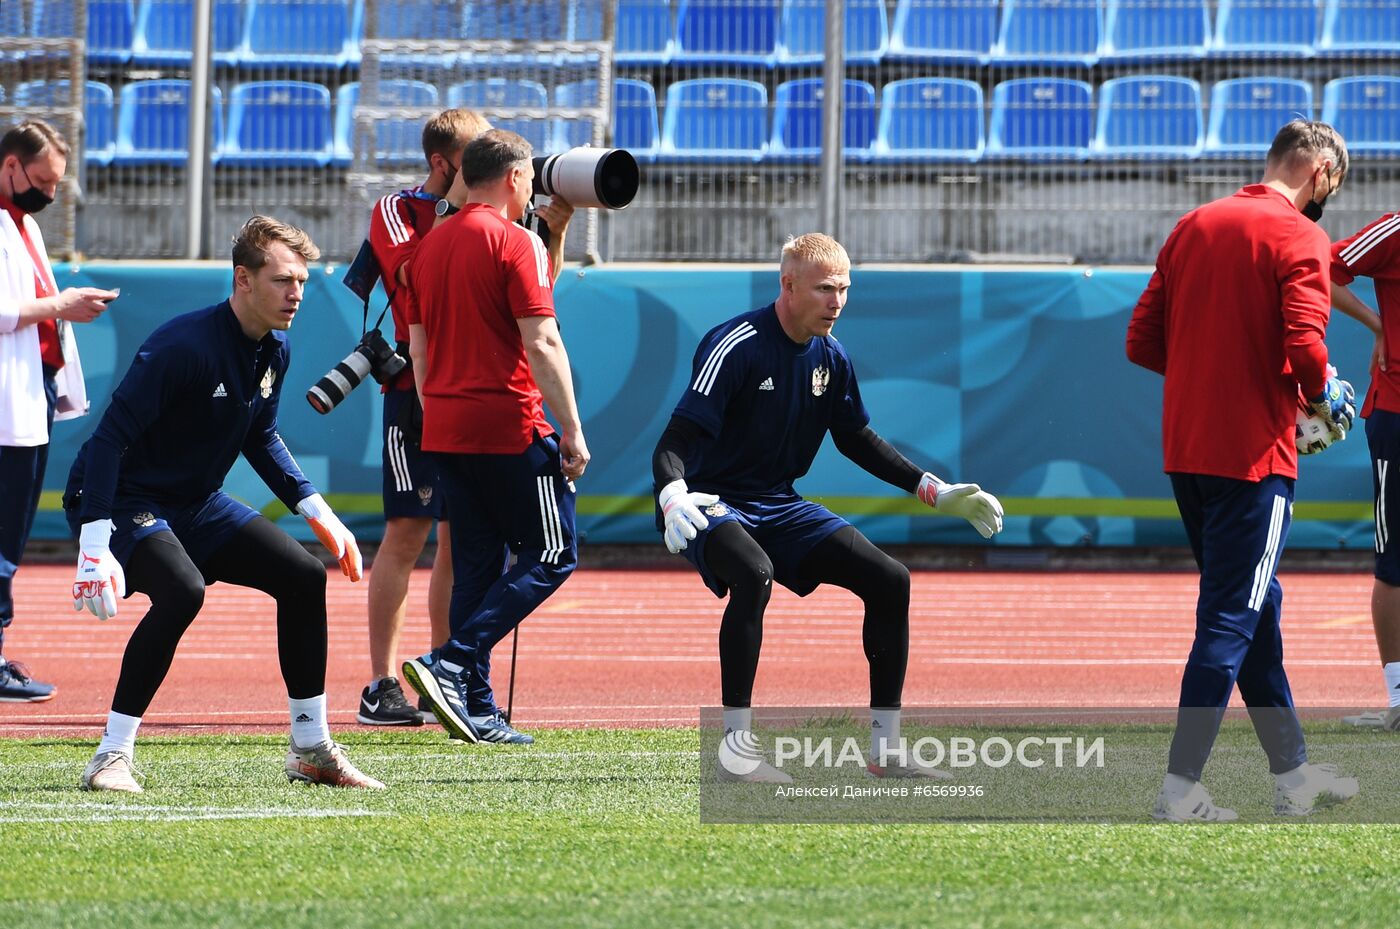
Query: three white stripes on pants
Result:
<box><xmin>537</xmin><ymin>476</ymin><xmax>565</xmax><ymax>565</ymax></box>
<box><xmin>1378</xmin><ymin>459</ymin><xmax>1391</xmax><ymax>554</ymax></box>
<box><xmin>1247</xmin><ymin>495</ymin><xmax>1287</xmax><ymax>612</ymax></box>
<box><xmin>387</xmin><ymin>426</ymin><xmax>412</xmax><ymax>493</ymax></box>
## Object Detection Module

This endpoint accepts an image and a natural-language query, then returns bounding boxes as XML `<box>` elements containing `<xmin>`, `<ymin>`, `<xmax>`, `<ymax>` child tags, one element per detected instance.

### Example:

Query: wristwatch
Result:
<box><xmin>435</xmin><ymin>198</ymin><xmax>459</xmax><ymax>218</ymax></box>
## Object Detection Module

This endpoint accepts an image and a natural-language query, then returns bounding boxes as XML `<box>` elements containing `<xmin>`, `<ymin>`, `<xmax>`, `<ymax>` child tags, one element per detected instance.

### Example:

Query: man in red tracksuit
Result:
<box><xmin>1128</xmin><ymin>120</ymin><xmax>1359</xmax><ymax>821</ymax></box>
<box><xmin>1329</xmin><ymin>213</ymin><xmax>1400</xmax><ymax>731</ymax></box>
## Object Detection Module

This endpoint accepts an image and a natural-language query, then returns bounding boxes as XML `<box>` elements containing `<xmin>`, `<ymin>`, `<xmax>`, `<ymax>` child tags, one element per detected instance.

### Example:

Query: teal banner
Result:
<box><xmin>35</xmin><ymin>262</ymin><xmax>1378</xmax><ymax>548</ymax></box>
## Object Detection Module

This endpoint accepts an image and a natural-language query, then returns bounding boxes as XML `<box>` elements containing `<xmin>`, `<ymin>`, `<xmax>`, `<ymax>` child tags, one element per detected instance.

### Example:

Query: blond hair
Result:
<box><xmin>422</xmin><ymin>107</ymin><xmax>491</xmax><ymax>165</ymax></box>
<box><xmin>231</xmin><ymin>215</ymin><xmax>319</xmax><ymax>269</ymax></box>
<box><xmin>781</xmin><ymin>233</ymin><xmax>850</xmax><ymax>274</ymax></box>
<box><xmin>1267</xmin><ymin>119</ymin><xmax>1349</xmax><ymax>188</ymax></box>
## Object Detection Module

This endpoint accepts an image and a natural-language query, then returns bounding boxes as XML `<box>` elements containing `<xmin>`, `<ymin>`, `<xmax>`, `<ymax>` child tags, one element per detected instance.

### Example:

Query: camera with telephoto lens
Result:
<box><xmin>306</xmin><ymin>328</ymin><xmax>407</xmax><ymax>414</ymax></box>
<box><xmin>532</xmin><ymin>147</ymin><xmax>639</xmax><ymax>210</ymax></box>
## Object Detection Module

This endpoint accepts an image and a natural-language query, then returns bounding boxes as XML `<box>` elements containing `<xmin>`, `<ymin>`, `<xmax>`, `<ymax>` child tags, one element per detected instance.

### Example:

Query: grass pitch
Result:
<box><xmin>2</xmin><ymin>728</ymin><xmax>1398</xmax><ymax>928</ymax></box>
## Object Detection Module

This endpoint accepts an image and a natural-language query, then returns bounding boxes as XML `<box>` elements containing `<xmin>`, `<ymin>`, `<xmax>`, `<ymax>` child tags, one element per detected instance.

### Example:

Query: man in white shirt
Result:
<box><xmin>0</xmin><ymin>120</ymin><xmax>115</xmax><ymax>701</ymax></box>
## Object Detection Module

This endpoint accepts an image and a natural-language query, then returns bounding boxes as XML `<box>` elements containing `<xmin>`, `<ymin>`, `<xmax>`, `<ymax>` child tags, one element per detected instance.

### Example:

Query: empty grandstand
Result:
<box><xmin>2</xmin><ymin>0</ymin><xmax>1400</xmax><ymax>262</ymax></box>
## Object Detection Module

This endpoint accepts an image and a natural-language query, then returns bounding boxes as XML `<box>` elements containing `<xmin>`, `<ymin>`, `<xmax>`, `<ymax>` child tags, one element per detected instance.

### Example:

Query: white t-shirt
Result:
<box><xmin>0</xmin><ymin>209</ymin><xmax>56</xmax><ymax>447</ymax></box>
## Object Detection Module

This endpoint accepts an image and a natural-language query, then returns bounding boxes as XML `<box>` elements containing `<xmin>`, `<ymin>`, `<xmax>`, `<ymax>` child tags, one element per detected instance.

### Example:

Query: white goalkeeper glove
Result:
<box><xmin>658</xmin><ymin>479</ymin><xmax>720</xmax><ymax>554</ymax></box>
<box><xmin>72</xmin><ymin>519</ymin><xmax>126</xmax><ymax>620</ymax></box>
<box><xmin>917</xmin><ymin>473</ymin><xmax>1004</xmax><ymax>539</ymax></box>
<box><xmin>297</xmin><ymin>493</ymin><xmax>362</xmax><ymax>582</ymax></box>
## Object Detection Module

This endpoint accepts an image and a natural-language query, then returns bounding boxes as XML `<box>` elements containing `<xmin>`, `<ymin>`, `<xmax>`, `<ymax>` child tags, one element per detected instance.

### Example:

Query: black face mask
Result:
<box><xmin>1302</xmin><ymin>171</ymin><xmax>1331</xmax><ymax>223</ymax></box>
<box><xmin>9</xmin><ymin>163</ymin><xmax>53</xmax><ymax>215</ymax></box>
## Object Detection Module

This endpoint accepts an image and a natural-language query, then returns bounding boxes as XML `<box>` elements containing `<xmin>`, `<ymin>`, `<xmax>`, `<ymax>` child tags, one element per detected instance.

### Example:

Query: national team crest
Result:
<box><xmin>811</xmin><ymin>366</ymin><xmax>830</xmax><ymax>397</ymax></box>
<box><xmin>260</xmin><ymin>367</ymin><xmax>276</xmax><ymax>399</ymax></box>
<box><xmin>132</xmin><ymin>512</ymin><xmax>157</xmax><ymax>528</ymax></box>
<box><xmin>417</xmin><ymin>486</ymin><xmax>434</xmax><ymax>506</ymax></box>
<box><xmin>705</xmin><ymin>502</ymin><xmax>729</xmax><ymax>518</ymax></box>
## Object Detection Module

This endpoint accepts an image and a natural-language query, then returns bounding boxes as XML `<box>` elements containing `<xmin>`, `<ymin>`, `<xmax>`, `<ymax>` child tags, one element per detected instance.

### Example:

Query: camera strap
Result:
<box><xmin>342</xmin><ymin>239</ymin><xmax>393</xmax><ymax>338</ymax></box>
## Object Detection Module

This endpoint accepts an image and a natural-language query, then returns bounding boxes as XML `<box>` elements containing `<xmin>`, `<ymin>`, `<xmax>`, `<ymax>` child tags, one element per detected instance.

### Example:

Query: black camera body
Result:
<box><xmin>306</xmin><ymin>329</ymin><xmax>408</xmax><ymax>415</ymax></box>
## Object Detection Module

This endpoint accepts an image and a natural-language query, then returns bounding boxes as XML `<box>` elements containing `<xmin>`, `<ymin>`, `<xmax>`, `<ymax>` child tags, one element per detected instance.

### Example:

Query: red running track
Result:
<box><xmin>0</xmin><ymin>566</ymin><xmax>1386</xmax><ymax>738</ymax></box>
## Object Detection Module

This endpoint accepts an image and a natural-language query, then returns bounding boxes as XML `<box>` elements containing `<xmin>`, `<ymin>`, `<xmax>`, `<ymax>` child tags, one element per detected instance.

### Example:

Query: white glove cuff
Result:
<box><xmin>917</xmin><ymin>473</ymin><xmax>944</xmax><ymax>505</ymax></box>
<box><xmin>658</xmin><ymin>480</ymin><xmax>689</xmax><ymax>510</ymax></box>
<box><xmin>296</xmin><ymin>492</ymin><xmax>329</xmax><ymax>520</ymax></box>
<box><xmin>79</xmin><ymin>519</ymin><xmax>116</xmax><ymax>549</ymax></box>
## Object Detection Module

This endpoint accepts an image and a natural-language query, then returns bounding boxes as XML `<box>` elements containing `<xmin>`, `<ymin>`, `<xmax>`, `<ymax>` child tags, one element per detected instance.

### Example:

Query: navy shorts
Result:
<box><xmin>1367</xmin><ymin>409</ymin><xmax>1400</xmax><ymax>585</ymax></box>
<box><xmin>684</xmin><ymin>495</ymin><xmax>849</xmax><ymax>598</ymax></box>
<box><xmin>64</xmin><ymin>490</ymin><xmax>259</xmax><ymax>575</ymax></box>
<box><xmin>383</xmin><ymin>388</ymin><xmax>443</xmax><ymax>520</ymax></box>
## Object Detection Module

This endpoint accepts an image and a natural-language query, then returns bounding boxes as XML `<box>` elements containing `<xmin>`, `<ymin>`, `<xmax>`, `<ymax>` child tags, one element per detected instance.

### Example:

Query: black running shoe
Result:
<box><xmin>356</xmin><ymin>677</ymin><xmax>425</xmax><ymax>726</ymax></box>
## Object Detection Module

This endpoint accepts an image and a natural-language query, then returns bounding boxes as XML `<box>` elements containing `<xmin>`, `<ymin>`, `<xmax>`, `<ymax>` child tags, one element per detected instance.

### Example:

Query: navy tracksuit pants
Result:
<box><xmin>433</xmin><ymin>432</ymin><xmax>577</xmax><ymax>715</ymax></box>
<box><xmin>0</xmin><ymin>374</ymin><xmax>55</xmax><ymax>652</ymax></box>
<box><xmin>1167</xmin><ymin>472</ymin><xmax>1307</xmax><ymax>780</ymax></box>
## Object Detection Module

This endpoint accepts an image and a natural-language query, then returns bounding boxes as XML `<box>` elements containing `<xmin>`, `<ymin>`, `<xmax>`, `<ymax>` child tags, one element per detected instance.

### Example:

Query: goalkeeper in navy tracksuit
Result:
<box><xmin>652</xmin><ymin>233</ymin><xmax>1004</xmax><ymax>784</ymax></box>
<box><xmin>63</xmin><ymin>216</ymin><xmax>383</xmax><ymax>794</ymax></box>
<box><xmin>1128</xmin><ymin>120</ymin><xmax>1359</xmax><ymax>821</ymax></box>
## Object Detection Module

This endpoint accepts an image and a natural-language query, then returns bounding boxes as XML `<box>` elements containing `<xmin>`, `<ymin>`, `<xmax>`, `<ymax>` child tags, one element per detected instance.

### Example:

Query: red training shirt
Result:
<box><xmin>1331</xmin><ymin>212</ymin><xmax>1400</xmax><ymax>418</ymax></box>
<box><xmin>1126</xmin><ymin>184</ymin><xmax>1332</xmax><ymax>481</ymax></box>
<box><xmin>410</xmin><ymin>203</ymin><xmax>556</xmax><ymax>454</ymax></box>
<box><xmin>367</xmin><ymin>187</ymin><xmax>437</xmax><ymax>392</ymax></box>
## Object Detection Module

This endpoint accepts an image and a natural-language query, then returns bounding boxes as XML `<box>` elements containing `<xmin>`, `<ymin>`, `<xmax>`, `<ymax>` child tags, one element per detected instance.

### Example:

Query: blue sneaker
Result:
<box><xmin>473</xmin><ymin>712</ymin><xmax>535</xmax><ymax>745</ymax></box>
<box><xmin>401</xmin><ymin>654</ymin><xmax>479</xmax><ymax>744</ymax></box>
<box><xmin>0</xmin><ymin>660</ymin><xmax>55</xmax><ymax>702</ymax></box>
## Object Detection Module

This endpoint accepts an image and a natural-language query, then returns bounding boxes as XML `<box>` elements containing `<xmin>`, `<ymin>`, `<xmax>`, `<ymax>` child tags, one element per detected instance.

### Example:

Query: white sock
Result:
<box><xmin>871</xmin><ymin>708</ymin><xmax>901</xmax><ymax>765</ymax></box>
<box><xmin>1385</xmin><ymin>662</ymin><xmax>1400</xmax><ymax>708</ymax></box>
<box><xmin>1276</xmin><ymin>764</ymin><xmax>1309</xmax><ymax>789</ymax></box>
<box><xmin>96</xmin><ymin>711</ymin><xmax>142</xmax><ymax>758</ymax></box>
<box><xmin>289</xmin><ymin>694</ymin><xmax>331</xmax><ymax>749</ymax></box>
<box><xmin>1161</xmin><ymin>772</ymin><xmax>1197</xmax><ymax>801</ymax></box>
<box><xmin>722</xmin><ymin>707</ymin><xmax>751</xmax><ymax>734</ymax></box>
<box><xmin>369</xmin><ymin>676</ymin><xmax>390</xmax><ymax>692</ymax></box>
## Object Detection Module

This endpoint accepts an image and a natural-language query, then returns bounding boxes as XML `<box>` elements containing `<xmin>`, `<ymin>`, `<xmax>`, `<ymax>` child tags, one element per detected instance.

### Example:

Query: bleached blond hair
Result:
<box><xmin>780</xmin><ymin>233</ymin><xmax>850</xmax><ymax>275</ymax></box>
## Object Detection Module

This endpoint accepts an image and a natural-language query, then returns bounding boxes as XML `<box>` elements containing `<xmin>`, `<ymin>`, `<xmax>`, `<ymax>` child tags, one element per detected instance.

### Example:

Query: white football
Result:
<box><xmin>1296</xmin><ymin>407</ymin><xmax>1336</xmax><ymax>455</ymax></box>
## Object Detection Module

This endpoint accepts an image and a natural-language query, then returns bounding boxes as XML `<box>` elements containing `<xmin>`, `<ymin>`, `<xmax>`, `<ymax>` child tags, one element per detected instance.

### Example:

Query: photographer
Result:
<box><xmin>402</xmin><ymin>130</ymin><xmax>588</xmax><ymax>746</ymax></box>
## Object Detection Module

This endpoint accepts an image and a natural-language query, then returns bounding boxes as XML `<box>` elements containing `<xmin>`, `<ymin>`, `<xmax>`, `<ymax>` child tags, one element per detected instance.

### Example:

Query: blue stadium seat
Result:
<box><xmin>447</xmin><ymin>79</ymin><xmax>554</xmax><ymax>153</ymax></box>
<box><xmin>131</xmin><ymin>0</ymin><xmax>243</xmax><ymax>66</ymax></box>
<box><xmin>1319</xmin><ymin>0</ymin><xmax>1400</xmax><ymax>55</ymax></box>
<box><xmin>237</xmin><ymin>0</ymin><xmax>362</xmax><ymax>69</ymax></box>
<box><xmin>775</xmin><ymin>0</ymin><xmax>888</xmax><ymax>67</ymax></box>
<box><xmin>887</xmin><ymin>0</ymin><xmax>998</xmax><ymax>64</ymax></box>
<box><xmin>462</xmin><ymin>0</ymin><xmax>567</xmax><ymax>40</ymax></box>
<box><xmin>1091</xmin><ymin>76</ymin><xmax>1203</xmax><ymax>160</ymax></box>
<box><xmin>872</xmin><ymin>77</ymin><xmax>984</xmax><ymax>163</ymax></box>
<box><xmin>32</xmin><ymin>0</ymin><xmax>135</xmax><ymax>65</ymax></box>
<box><xmin>1204</xmin><ymin>78</ymin><xmax>1312</xmax><ymax>158</ymax></box>
<box><xmin>768</xmin><ymin>78</ymin><xmax>876</xmax><ymax>163</ymax></box>
<box><xmin>369</xmin><ymin>0</ymin><xmax>464</xmax><ymax>38</ymax></box>
<box><xmin>993</xmin><ymin>0</ymin><xmax>1101</xmax><ymax>67</ymax></box>
<box><xmin>1211</xmin><ymin>0</ymin><xmax>1318</xmax><ymax>58</ymax></box>
<box><xmin>986</xmin><ymin>77</ymin><xmax>1093</xmax><ymax>161</ymax></box>
<box><xmin>673</xmin><ymin>0</ymin><xmax>780</xmax><ymax>67</ymax></box>
<box><xmin>614</xmin><ymin>0</ymin><xmax>674</xmax><ymax>65</ymax></box>
<box><xmin>554</xmin><ymin>78</ymin><xmax>660</xmax><ymax>162</ymax></box>
<box><xmin>113</xmin><ymin>79</ymin><xmax>224</xmax><ymax>166</ymax></box>
<box><xmin>658</xmin><ymin>78</ymin><xmax>768</xmax><ymax>163</ymax></box>
<box><xmin>1321</xmin><ymin>76</ymin><xmax>1400</xmax><ymax>158</ymax></box>
<box><xmin>1099</xmin><ymin>0</ymin><xmax>1210</xmax><ymax>63</ymax></box>
<box><xmin>220</xmin><ymin>80</ymin><xmax>334</xmax><ymax>168</ymax></box>
<box><xmin>2</xmin><ymin>2</ymin><xmax>26</xmax><ymax>39</ymax></box>
<box><xmin>334</xmin><ymin>80</ymin><xmax>439</xmax><ymax>168</ymax></box>
<box><xmin>13</xmin><ymin>80</ymin><xmax>117</xmax><ymax>166</ymax></box>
